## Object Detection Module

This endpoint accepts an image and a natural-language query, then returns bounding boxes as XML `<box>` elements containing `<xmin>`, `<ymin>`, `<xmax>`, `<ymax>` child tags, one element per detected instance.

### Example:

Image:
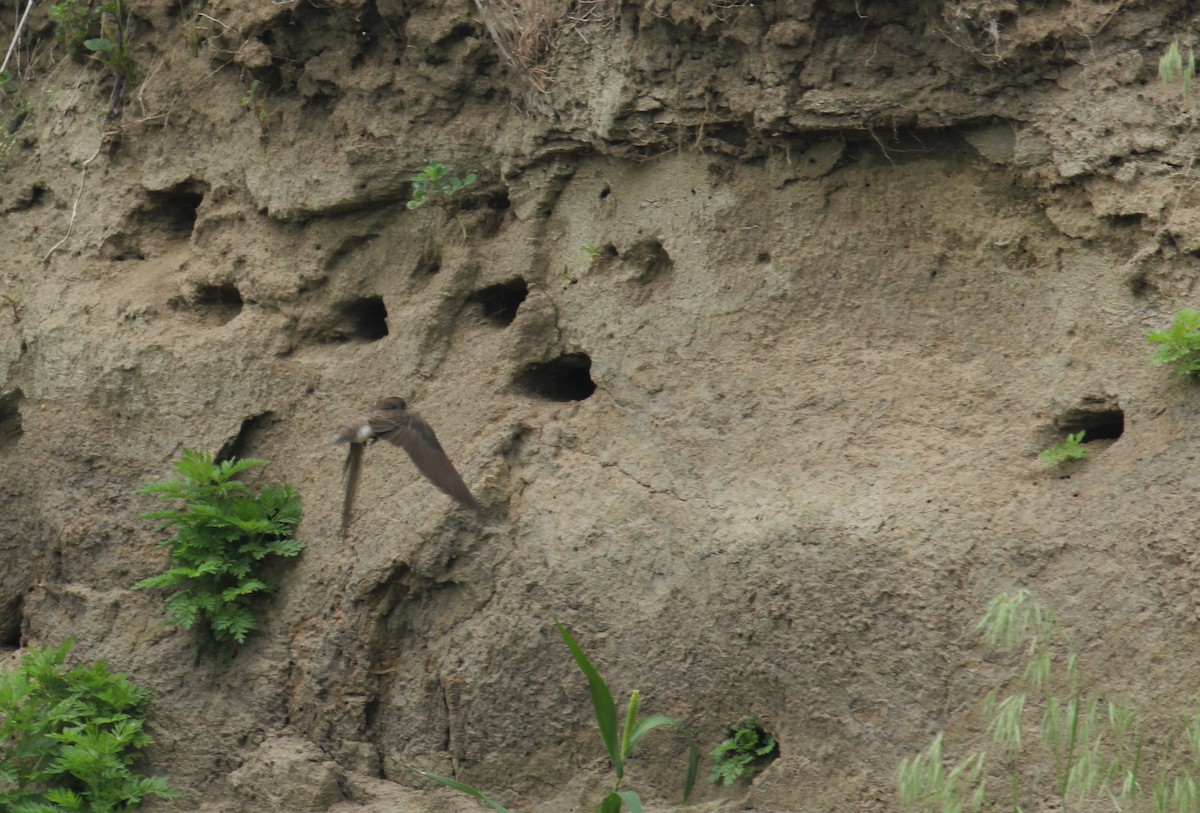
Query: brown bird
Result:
<box><xmin>334</xmin><ymin>397</ymin><xmax>480</xmax><ymax>535</ymax></box>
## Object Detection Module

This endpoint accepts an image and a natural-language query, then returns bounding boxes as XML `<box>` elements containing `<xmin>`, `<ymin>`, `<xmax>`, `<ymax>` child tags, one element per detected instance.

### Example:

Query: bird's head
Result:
<box><xmin>377</xmin><ymin>396</ymin><xmax>407</xmax><ymax>410</ymax></box>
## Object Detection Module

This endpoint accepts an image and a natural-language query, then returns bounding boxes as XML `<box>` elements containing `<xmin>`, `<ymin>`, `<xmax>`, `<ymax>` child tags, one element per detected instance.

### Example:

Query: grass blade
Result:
<box><xmin>406</xmin><ymin>766</ymin><xmax>512</xmax><ymax>813</ymax></box>
<box><xmin>625</xmin><ymin>714</ymin><xmax>676</xmax><ymax>753</ymax></box>
<box><xmin>625</xmin><ymin>714</ymin><xmax>699</xmax><ymax>801</ymax></box>
<box><xmin>556</xmin><ymin>620</ymin><xmax>622</xmax><ymax>777</ymax></box>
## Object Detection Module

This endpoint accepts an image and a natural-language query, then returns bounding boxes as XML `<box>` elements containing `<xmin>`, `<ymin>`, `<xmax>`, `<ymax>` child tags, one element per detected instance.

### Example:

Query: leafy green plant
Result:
<box><xmin>1039</xmin><ymin>430</ymin><xmax>1087</xmax><ymax>465</ymax></box>
<box><xmin>48</xmin><ymin>0</ymin><xmax>136</xmax><ymax>94</ymax></box>
<box><xmin>407</xmin><ymin>159</ymin><xmax>477</xmax><ymax>210</ymax></box>
<box><xmin>556</xmin><ymin>620</ymin><xmax>699</xmax><ymax>812</ymax></box>
<box><xmin>1161</xmin><ymin>40</ymin><xmax>1196</xmax><ymax>96</ymax></box>
<box><xmin>48</xmin><ymin>0</ymin><xmax>99</xmax><ymax>56</ymax></box>
<box><xmin>0</xmin><ymin>639</ymin><xmax>176</xmax><ymax>811</ymax></box>
<box><xmin>1149</xmin><ymin>308</ymin><xmax>1200</xmax><ymax>376</ymax></box>
<box><xmin>133</xmin><ymin>449</ymin><xmax>304</xmax><ymax>660</ymax></box>
<box><xmin>84</xmin><ymin>33</ymin><xmax>136</xmax><ymax>87</ymax></box>
<box><xmin>898</xmin><ymin>590</ymin><xmax>1200</xmax><ymax>813</ymax></box>
<box><xmin>410</xmin><ymin>620</ymin><xmax>699</xmax><ymax>813</ymax></box>
<box><xmin>406</xmin><ymin>159</ymin><xmax>478</xmax><ymax>239</ymax></box>
<box><xmin>710</xmin><ymin>717</ymin><xmax>778</xmax><ymax>786</ymax></box>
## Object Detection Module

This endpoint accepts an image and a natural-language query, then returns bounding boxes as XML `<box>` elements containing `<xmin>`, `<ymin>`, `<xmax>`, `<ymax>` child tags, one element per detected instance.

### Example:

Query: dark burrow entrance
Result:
<box><xmin>469</xmin><ymin>278</ymin><xmax>528</xmax><ymax>326</ymax></box>
<box><xmin>1055</xmin><ymin>403</ymin><xmax>1125</xmax><ymax>442</ymax></box>
<box><xmin>339</xmin><ymin>295</ymin><xmax>389</xmax><ymax>341</ymax></box>
<box><xmin>515</xmin><ymin>353</ymin><xmax>596</xmax><ymax>401</ymax></box>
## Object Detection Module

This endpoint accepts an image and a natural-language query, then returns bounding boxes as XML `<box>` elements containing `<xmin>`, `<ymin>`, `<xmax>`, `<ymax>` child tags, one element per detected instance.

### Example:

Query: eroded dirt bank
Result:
<box><xmin>3</xmin><ymin>1</ymin><xmax>1200</xmax><ymax>811</ymax></box>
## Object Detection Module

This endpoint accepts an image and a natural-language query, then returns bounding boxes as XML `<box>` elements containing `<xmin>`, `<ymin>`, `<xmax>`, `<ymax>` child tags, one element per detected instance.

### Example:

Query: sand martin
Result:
<box><xmin>334</xmin><ymin>397</ymin><xmax>480</xmax><ymax>535</ymax></box>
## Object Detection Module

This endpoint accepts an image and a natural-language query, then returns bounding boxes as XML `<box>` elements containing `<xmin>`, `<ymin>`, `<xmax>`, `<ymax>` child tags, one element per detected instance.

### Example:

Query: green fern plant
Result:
<box><xmin>133</xmin><ymin>449</ymin><xmax>304</xmax><ymax>659</ymax></box>
<box><xmin>1039</xmin><ymin>431</ymin><xmax>1087</xmax><ymax>465</ymax></box>
<box><xmin>710</xmin><ymin>717</ymin><xmax>778</xmax><ymax>786</ymax></box>
<box><xmin>1149</xmin><ymin>308</ymin><xmax>1200</xmax><ymax>376</ymax></box>
<box><xmin>0</xmin><ymin>639</ymin><xmax>176</xmax><ymax>811</ymax></box>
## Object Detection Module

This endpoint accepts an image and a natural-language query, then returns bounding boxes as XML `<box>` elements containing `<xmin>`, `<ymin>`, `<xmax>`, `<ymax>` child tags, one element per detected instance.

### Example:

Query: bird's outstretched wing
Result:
<box><xmin>374</xmin><ymin>412</ymin><xmax>481</xmax><ymax>510</ymax></box>
<box><xmin>342</xmin><ymin>441</ymin><xmax>365</xmax><ymax>536</ymax></box>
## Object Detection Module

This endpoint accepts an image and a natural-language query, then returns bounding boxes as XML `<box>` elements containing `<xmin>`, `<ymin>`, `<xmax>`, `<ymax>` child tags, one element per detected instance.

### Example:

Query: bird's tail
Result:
<box><xmin>341</xmin><ymin>443</ymin><xmax>364</xmax><ymax>537</ymax></box>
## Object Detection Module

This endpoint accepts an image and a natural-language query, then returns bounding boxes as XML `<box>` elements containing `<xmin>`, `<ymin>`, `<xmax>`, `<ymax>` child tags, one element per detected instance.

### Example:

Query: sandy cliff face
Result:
<box><xmin>3</xmin><ymin>1</ymin><xmax>1199</xmax><ymax>810</ymax></box>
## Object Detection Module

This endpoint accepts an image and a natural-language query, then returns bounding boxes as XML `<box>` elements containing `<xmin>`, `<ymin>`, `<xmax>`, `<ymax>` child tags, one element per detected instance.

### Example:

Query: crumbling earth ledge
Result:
<box><xmin>2</xmin><ymin>1</ymin><xmax>1200</xmax><ymax>811</ymax></box>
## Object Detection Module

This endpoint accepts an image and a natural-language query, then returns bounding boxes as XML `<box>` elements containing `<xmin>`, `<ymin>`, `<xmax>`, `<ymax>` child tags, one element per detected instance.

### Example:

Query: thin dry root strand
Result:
<box><xmin>473</xmin><ymin>0</ymin><xmax>617</xmax><ymax>91</ymax></box>
<box><xmin>42</xmin><ymin>139</ymin><xmax>107</xmax><ymax>267</ymax></box>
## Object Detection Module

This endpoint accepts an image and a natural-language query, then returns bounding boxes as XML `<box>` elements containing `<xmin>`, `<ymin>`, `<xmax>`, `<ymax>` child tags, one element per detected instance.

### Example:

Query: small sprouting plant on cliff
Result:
<box><xmin>556</xmin><ymin>619</ymin><xmax>699</xmax><ymax>812</ymax></box>
<box><xmin>240</xmin><ymin>79</ymin><xmax>269</xmax><ymax>141</ymax></box>
<box><xmin>582</xmin><ymin>244</ymin><xmax>618</xmax><ymax>262</ymax></box>
<box><xmin>410</xmin><ymin>620</ymin><xmax>699</xmax><ymax>813</ymax></box>
<box><xmin>49</xmin><ymin>0</ymin><xmax>99</xmax><ymax>55</ymax></box>
<box><xmin>1160</xmin><ymin>40</ymin><xmax>1196</xmax><ymax>96</ymax></box>
<box><xmin>133</xmin><ymin>449</ymin><xmax>303</xmax><ymax>660</ymax></box>
<box><xmin>1148</xmin><ymin>308</ymin><xmax>1200</xmax><ymax>377</ymax></box>
<box><xmin>898</xmin><ymin>590</ymin><xmax>1200</xmax><ymax>813</ymax></box>
<box><xmin>0</xmin><ymin>639</ymin><xmax>176</xmax><ymax>811</ymax></box>
<box><xmin>50</xmin><ymin>0</ymin><xmax>135</xmax><ymax>81</ymax></box>
<box><xmin>407</xmin><ymin>159</ymin><xmax>477</xmax><ymax>210</ymax></box>
<box><xmin>48</xmin><ymin>0</ymin><xmax>136</xmax><ymax>113</ymax></box>
<box><xmin>1039</xmin><ymin>431</ymin><xmax>1087</xmax><ymax>465</ymax></box>
<box><xmin>710</xmin><ymin>717</ymin><xmax>778</xmax><ymax>786</ymax></box>
<box><xmin>407</xmin><ymin>159</ymin><xmax>478</xmax><ymax>239</ymax></box>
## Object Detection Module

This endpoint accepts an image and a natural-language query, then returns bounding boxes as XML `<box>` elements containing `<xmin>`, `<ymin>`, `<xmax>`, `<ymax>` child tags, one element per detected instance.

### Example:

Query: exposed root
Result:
<box><xmin>472</xmin><ymin>0</ymin><xmax>617</xmax><ymax>92</ymax></box>
<box><xmin>41</xmin><ymin>139</ymin><xmax>106</xmax><ymax>266</ymax></box>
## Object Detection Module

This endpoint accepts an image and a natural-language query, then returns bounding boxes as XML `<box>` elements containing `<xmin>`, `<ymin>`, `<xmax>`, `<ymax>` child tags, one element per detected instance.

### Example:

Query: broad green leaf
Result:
<box><xmin>556</xmin><ymin>620</ymin><xmax>621</xmax><ymax>777</ymax></box>
<box><xmin>616</xmin><ymin>790</ymin><xmax>643</xmax><ymax>813</ymax></box>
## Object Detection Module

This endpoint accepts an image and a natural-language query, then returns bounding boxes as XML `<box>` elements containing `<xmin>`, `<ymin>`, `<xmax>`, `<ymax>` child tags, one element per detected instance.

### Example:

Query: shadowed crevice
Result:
<box><xmin>0</xmin><ymin>388</ymin><xmax>24</xmax><ymax>450</ymax></box>
<box><xmin>0</xmin><ymin>593</ymin><xmax>22</xmax><ymax>649</ymax></box>
<box><xmin>215</xmin><ymin>412</ymin><xmax>275</xmax><ymax>464</ymax></box>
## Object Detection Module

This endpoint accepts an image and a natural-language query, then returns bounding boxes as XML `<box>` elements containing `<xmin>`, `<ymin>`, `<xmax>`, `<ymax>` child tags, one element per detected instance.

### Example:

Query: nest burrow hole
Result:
<box><xmin>470</xmin><ymin>278</ymin><xmax>528</xmax><ymax>326</ymax></box>
<box><xmin>516</xmin><ymin>353</ymin><xmax>596</xmax><ymax>402</ymax></box>
<box><xmin>1055</xmin><ymin>404</ymin><xmax>1125</xmax><ymax>442</ymax></box>
<box><xmin>145</xmin><ymin>181</ymin><xmax>206</xmax><ymax>236</ymax></box>
<box><xmin>184</xmin><ymin>282</ymin><xmax>244</xmax><ymax>325</ymax></box>
<box><xmin>340</xmin><ymin>295</ymin><xmax>389</xmax><ymax>341</ymax></box>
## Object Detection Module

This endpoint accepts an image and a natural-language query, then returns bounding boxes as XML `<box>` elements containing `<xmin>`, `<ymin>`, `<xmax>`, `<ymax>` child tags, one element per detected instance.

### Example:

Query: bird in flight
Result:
<box><xmin>333</xmin><ymin>397</ymin><xmax>480</xmax><ymax>535</ymax></box>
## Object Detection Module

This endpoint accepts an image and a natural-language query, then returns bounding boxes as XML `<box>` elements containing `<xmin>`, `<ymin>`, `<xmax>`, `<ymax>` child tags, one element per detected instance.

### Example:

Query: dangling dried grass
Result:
<box><xmin>472</xmin><ymin>0</ymin><xmax>617</xmax><ymax>92</ymax></box>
